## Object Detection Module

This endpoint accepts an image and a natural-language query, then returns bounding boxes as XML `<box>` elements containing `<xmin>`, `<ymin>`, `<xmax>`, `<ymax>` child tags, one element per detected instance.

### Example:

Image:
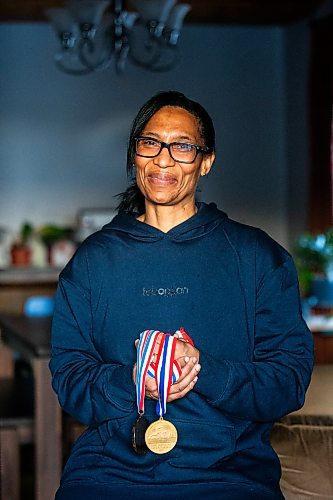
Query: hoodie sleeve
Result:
<box><xmin>194</xmin><ymin>238</ymin><xmax>314</xmax><ymax>423</ymax></box>
<box><xmin>49</xmin><ymin>244</ymin><xmax>136</xmax><ymax>426</ymax></box>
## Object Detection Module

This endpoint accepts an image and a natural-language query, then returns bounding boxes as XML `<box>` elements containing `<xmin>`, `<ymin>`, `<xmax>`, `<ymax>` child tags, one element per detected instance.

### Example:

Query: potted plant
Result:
<box><xmin>38</xmin><ymin>224</ymin><xmax>68</xmax><ymax>248</ymax></box>
<box><xmin>294</xmin><ymin>228</ymin><xmax>333</xmax><ymax>308</ymax></box>
<box><xmin>10</xmin><ymin>222</ymin><xmax>33</xmax><ymax>266</ymax></box>
<box><xmin>38</xmin><ymin>224</ymin><xmax>75</xmax><ymax>266</ymax></box>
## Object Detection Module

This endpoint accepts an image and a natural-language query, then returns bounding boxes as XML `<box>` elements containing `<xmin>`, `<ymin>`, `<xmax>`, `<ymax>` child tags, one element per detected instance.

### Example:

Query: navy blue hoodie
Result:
<box><xmin>50</xmin><ymin>202</ymin><xmax>313</xmax><ymax>499</ymax></box>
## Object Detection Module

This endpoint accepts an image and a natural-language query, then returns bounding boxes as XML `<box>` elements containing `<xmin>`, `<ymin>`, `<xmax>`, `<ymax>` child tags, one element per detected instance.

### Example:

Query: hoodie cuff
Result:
<box><xmin>105</xmin><ymin>364</ymin><xmax>137</xmax><ymax>412</ymax></box>
<box><xmin>194</xmin><ymin>351</ymin><xmax>230</xmax><ymax>405</ymax></box>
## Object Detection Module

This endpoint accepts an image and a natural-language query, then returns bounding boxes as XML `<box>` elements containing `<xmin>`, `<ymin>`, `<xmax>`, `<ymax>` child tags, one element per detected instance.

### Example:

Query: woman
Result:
<box><xmin>50</xmin><ymin>91</ymin><xmax>313</xmax><ymax>499</ymax></box>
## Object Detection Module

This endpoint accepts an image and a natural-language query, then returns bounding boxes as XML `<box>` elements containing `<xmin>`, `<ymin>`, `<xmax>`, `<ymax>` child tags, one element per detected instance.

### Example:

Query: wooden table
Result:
<box><xmin>0</xmin><ymin>314</ymin><xmax>62</xmax><ymax>500</ymax></box>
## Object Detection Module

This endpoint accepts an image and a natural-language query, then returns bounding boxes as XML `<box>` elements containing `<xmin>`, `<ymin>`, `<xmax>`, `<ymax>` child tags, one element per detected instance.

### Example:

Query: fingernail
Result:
<box><xmin>195</xmin><ymin>364</ymin><xmax>201</xmax><ymax>372</ymax></box>
<box><xmin>194</xmin><ymin>376</ymin><xmax>198</xmax><ymax>383</ymax></box>
<box><xmin>192</xmin><ymin>357</ymin><xmax>197</xmax><ymax>364</ymax></box>
<box><xmin>185</xmin><ymin>356</ymin><xmax>190</xmax><ymax>363</ymax></box>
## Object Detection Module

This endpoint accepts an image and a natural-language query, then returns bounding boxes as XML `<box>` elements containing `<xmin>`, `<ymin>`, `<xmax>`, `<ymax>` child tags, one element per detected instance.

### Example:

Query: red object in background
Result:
<box><xmin>49</xmin><ymin>240</ymin><xmax>76</xmax><ymax>268</ymax></box>
<box><xmin>10</xmin><ymin>245</ymin><xmax>31</xmax><ymax>267</ymax></box>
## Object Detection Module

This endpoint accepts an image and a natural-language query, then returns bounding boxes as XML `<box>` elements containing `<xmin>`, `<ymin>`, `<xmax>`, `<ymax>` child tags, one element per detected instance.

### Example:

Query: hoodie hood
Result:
<box><xmin>102</xmin><ymin>202</ymin><xmax>227</xmax><ymax>242</ymax></box>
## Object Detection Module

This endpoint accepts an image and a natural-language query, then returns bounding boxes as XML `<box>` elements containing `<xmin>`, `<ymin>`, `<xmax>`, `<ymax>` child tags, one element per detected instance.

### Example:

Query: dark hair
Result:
<box><xmin>116</xmin><ymin>90</ymin><xmax>215</xmax><ymax>214</ymax></box>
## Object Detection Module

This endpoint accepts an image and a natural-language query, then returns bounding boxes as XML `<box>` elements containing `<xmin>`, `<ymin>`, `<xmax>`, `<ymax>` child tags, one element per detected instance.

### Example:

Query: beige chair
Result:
<box><xmin>271</xmin><ymin>365</ymin><xmax>333</xmax><ymax>499</ymax></box>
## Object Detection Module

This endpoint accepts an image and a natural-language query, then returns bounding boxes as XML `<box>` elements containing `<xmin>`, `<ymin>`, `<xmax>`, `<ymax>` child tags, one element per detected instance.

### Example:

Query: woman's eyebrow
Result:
<box><xmin>141</xmin><ymin>131</ymin><xmax>160</xmax><ymax>138</ymax></box>
<box><xmin>142</xmin><ymin>131</ymin><xmax>195</xmax><ymax>142</ymax></box>
<box><xmin>176</xmin><ymin>135</ymin><xmax>194</xmax><ymax>141</ymax></box>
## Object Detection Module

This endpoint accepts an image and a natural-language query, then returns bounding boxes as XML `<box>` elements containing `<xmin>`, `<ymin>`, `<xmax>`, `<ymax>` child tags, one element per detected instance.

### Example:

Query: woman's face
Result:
<box><xmin>135</xmin><ymin>106</ymin><xmax>215</xmax><ymax>209</ymax></box>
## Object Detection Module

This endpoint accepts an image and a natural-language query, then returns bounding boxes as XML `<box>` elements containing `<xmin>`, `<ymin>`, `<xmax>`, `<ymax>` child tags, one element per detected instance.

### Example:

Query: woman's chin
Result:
<box><xmin>147</xmin><ymin>196</ymin><xmax>175</xmax><ymax>207</ymax></box>
<box><xmin>144</xmin><ymin>188</ymin><xmax>178</xmax><ymax>206</ymax></box>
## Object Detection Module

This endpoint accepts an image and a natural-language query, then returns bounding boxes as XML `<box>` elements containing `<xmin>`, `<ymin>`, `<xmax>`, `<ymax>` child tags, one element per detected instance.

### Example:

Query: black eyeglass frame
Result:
<box><xmin>134</xmin><ymin>136</ymin><xmax>210</xmax><ymax>164</ymax></box>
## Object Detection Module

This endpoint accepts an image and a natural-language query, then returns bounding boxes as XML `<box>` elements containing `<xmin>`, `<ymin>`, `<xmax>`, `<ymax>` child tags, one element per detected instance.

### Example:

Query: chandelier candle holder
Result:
<box><xmin>46</xmin><ymin>0</ymin><xmax>191</xmax><ymax>75</ymax></box>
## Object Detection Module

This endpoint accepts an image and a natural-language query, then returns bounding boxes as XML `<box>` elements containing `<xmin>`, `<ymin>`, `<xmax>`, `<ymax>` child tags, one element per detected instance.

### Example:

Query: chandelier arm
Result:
<box><xmin>54</xmin><ymin>51</ymin><xmax>95</xmax><ymax>75</ymax></box>
<box><xmin>77</xmin><ymin>36</ymin><xmax>114</xmax><ymax>72</ymax></box>
<box><xmin>128</xmin><ymin>28</ymin><xmax>161</xmax><ymax>68</ymax></box>
<box><xmin>129</xmin><ymin>27</ymin><xmax>178</xmax><ymax>72</ymax></box>
<box><xmin>130</xmin><ymin>46</ymin><xmax>178</xmax><ymax>72</ymax></box>
<box><xmin>149</xmin><ymin>52</ymin><xmax>178</xmax><ymax>72</ymax></box>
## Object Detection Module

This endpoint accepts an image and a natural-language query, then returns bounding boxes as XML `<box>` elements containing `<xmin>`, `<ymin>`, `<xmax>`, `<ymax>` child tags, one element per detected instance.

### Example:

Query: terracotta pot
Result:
<box><xmin>10</xmin><ymin>245</ymin><xmax>31</xmax><ymax>267</ymax></box>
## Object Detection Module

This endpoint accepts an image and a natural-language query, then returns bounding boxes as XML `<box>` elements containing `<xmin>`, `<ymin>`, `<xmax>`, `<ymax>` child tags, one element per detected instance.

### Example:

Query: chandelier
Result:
<box><xmin>46</xmin><ymin>0</ymin><xmax>191</xmax><ymax>75</ymax></box>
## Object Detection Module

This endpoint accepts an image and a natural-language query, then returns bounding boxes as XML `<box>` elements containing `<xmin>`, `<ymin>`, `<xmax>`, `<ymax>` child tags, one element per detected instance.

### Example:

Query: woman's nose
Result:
<box><xmin>153</xmin><ymin>145</ymin><xmax>176</xmax><ymax>168</ymax></box>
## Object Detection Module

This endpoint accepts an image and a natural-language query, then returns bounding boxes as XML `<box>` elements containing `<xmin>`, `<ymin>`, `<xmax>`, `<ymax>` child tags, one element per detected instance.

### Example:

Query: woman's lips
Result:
<box><xmin>147</xmin><ymin>173</ymin><xmax>177</xmax><ymax>186</ymax></box>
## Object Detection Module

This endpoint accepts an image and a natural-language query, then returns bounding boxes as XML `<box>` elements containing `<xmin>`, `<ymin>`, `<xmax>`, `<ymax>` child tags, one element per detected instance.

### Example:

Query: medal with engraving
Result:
<box><xmin>145</xmin><ymin>417</ymin><xmax>178</xmax><ymax>454</ymax></box>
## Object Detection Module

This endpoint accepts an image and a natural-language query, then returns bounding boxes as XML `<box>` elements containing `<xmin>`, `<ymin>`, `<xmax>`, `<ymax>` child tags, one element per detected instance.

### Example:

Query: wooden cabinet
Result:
<box><xmin>0</xmin><ymin>268</ymin><xmax>59</xmax><ymax>376</ymax></box>
<box><xmin>0</xmin><ymin>268</ymin><xmax>58</xmax><ymax>314</ymax></box>
<box><xmin>313</xmin><ymin>332</ymin><xmax>333</xmax><ymax>364</ymax></box>
<box><xmin>307</xmin><ymin>315</ymin><xmax>333</xmax><ymax>364</ymax></box>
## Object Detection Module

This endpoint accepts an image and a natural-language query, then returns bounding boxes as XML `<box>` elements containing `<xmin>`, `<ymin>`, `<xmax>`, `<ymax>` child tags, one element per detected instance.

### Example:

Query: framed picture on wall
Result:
<box><xmin>76</xmin><ymin>208</ymin><xmax>117</xmax><ymax>242</ymax></box>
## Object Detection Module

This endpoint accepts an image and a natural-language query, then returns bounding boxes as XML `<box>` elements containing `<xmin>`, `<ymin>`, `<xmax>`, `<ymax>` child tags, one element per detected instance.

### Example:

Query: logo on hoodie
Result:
<box><xmin>143</xmin><ymin>286</ymin><xmax>189</xmax><ymax>298</ymax></box>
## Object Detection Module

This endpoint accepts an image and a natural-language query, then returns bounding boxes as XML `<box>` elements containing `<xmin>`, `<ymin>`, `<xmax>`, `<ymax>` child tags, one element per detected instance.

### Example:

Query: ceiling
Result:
<box><xmin>0</xmin><ymin>0</ymin><xmax>327</xmax><ymax>25</ymax></box>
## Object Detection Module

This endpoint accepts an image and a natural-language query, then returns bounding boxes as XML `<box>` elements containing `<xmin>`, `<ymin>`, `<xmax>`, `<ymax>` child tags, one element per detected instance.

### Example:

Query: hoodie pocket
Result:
<box><xmin>168</xmin><ymin>418</ymin><xmax>235</xmax><ymax>469</ymax></box>
<box><xmin>98</xmin><ymin>417</ymin><xmax>161</xmax><ymax>472</ymax></box>
<box><xmin>97</xmin><ymin>418</ymin><xmax>121</xmax><ymax>449</ymax></box>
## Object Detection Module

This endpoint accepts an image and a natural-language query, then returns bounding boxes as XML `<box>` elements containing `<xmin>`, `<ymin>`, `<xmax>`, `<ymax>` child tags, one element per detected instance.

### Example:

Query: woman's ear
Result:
<box><xmin>200</xmin><ymin>152</ymin><xmax>215</xmax><ymax>176</ymax></box>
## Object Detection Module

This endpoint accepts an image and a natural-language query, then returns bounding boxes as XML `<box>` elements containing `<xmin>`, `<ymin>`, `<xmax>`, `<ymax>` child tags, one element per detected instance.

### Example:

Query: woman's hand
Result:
<box><xmin>167</xmin><ymin>356</ymin><xmax>201</xmax><ymax>402</ymax></box>
<box><xmin>174</xmin><ymin>337</ymin><xmax>200</xmax><ymax>368</ymax></box>
<box><xmin>166</xmin><ymin>338</ymin><xmax>201</xmax><ymax>401</ymax></box>
<box><xmin>133</xmin><ymin>336</ymin><xmax>201</xmax><ymax>402</ymax></box>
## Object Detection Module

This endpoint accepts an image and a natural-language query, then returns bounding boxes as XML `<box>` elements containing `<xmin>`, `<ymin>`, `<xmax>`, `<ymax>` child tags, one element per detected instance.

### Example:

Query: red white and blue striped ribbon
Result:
<box><xmin>135</xmin><ymin>328</ymin><xmax>193</xmax><ymax>417</ymax></box>
<box><xmin>136</xmin><ymin>329</ymin><xmax>160</xmax><ymax>414</ymax></box>
<box><xmin>154</xmin><ymin>333</ymin><xmax>177</xmax><ymax>417</ymax></box>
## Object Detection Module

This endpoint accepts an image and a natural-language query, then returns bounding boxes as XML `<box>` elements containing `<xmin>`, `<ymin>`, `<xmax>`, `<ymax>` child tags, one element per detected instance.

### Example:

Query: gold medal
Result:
<box><xmin>145</xmin><ymin>417</ymin><xmax>178</xmax><ymax>454</ymax></box>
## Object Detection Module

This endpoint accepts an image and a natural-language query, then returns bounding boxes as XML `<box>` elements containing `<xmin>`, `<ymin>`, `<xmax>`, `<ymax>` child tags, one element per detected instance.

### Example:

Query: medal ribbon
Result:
<box><xmin>135</xmin><ymin>328</ymin><xmax>194</xmax><ymax>416</ymax></box>
<box><xmin>154</xmin><ymin>333</ymin><xmax>177</xmax><ymax>417</ymax></box>
<box><xmin>136</xmin><ymin>329</ymin><xmax>160</xmax><ymax>414</ymax></box>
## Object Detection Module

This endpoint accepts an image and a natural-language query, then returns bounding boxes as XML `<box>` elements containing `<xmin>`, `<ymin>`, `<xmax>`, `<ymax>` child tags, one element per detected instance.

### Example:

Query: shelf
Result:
<box><xmin>0</xmin><ymin>267</ymin><xmax>60</xmax><ymax>285</ymax></box>
<box><xmin>307</xmin><ymin>315</ymin><xmax>333</xmax><ymax>334</ymax></box>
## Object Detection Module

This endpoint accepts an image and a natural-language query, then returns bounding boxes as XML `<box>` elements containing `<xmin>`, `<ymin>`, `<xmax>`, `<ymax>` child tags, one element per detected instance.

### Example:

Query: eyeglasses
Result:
<box><xmin>134</xmin><ymin>136</ymin><xmax>210</xmax><ymax>164</ymax></box>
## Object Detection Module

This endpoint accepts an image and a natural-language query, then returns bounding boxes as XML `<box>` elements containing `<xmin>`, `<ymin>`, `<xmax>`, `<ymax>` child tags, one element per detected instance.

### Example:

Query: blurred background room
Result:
<box><xmin>0</xmin><ymin>1</ymin><xmax>332</xmax><ymax>499</ymax></box>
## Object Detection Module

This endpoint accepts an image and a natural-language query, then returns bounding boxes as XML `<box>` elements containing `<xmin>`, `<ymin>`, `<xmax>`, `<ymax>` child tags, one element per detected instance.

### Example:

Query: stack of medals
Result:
<box><xmin>132</xmin><ymin>328</ymin><xmax>193</xmax><ymax>455</ymax></box>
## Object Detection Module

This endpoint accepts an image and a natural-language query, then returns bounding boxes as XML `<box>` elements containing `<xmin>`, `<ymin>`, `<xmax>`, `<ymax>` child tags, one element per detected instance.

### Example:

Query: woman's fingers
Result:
<box><xmin>167</xmin><ymin>376</ymin><xmax>198</xmax><ymax>402</ymax></box>
<box><xmin>167</xmin><ymin>357</ymin><xmax>200</xmax><ymax>402</ymax></box>
<box><xmin>145</xmin><ymin>375</ymin><xmax>159</xmax><ymax>399</ymax></box>
<box><xmin>174</xmin><ymin>339</ymin><xmax>200</xmax><ymax>367</ymax></box>
<box><xmin>136</xmin><ymin>336</ymin><xmax>200</xmax><ymax>402</ymax></box>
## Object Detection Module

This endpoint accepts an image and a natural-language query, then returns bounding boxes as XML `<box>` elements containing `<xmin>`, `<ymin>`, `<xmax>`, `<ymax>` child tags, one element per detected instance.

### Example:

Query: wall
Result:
<box><xmin>284</xmin><ymin>21</ymin><xmax>311</xmax><ymax>247</ymax></box>
<box><xmin>0</xmin><ymin>20</ymin><xmax>310</xmax><ymax>248</ymax></box>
